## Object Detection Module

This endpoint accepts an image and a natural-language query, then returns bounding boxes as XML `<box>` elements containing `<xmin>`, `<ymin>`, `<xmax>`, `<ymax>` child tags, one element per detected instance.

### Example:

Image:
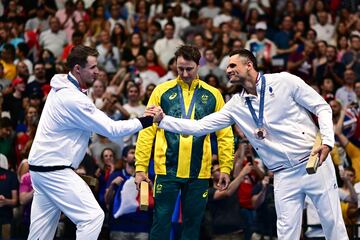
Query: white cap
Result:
<box><xmin>255</xmin><ymin>22</ymin><xmax>267</xmax><ymax>30</ymax></box>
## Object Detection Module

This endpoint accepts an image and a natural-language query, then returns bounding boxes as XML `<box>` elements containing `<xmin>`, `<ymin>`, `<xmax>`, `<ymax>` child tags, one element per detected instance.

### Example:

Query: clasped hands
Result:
<box><xmin>144</xmin><ymin>105</ymin><xmax>164</xmax><ymax>123</ymax></box>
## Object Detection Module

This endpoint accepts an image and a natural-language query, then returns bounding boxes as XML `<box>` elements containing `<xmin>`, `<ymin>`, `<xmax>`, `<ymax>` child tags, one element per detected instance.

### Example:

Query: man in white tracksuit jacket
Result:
<box><xmin>156</xmin><ymin>49</ymin><xmax>348</xmax><ymax>239</ymax></box>
<box><xmin>27</xmin><ymin>46</ymin><xmax>155</xmax><ymax>240</ymax></box>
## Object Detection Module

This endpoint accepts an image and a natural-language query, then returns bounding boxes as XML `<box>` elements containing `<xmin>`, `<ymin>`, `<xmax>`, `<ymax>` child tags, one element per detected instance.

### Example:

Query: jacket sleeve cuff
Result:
<box><xmin>137</xmin><ymin>116</ymin><xmax>153</xmax><ymax>129</ymax></box>
<box><xmin>135</xmin><ymin>165</ymin><xmax>148</xmax><ymax>172</ymax></box>
<box><xmin>322</xmin><ymin>139</ymin><xmax>334</xmax><ymax>150</ymax></box>
<box><xmin>220</xmin><ymin>166</ymin><xmax>232</xmax><ymax>175</ymax></box>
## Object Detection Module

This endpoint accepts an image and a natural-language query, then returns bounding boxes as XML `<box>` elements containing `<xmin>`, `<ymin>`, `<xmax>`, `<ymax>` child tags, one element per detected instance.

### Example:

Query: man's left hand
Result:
<box><xmin>217</xmin><ymin>172</ymin><xmax>230</xmax><ymax>191</ymax></box>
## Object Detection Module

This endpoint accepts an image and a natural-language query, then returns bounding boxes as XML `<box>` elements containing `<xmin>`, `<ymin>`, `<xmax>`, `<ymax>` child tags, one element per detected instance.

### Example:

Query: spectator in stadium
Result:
<box><xmin>204</xmin><ymin>160</ymin><xmax>252</xmax><ymax>239</ymax></box>
<box><xmin>0</xmin><ymin>43</ymin><xmax>16</xmax><ymax>81</ymax></box>
<box><xmin>145</xmin><ymin>48</ymin><xmax>166</xmax><ymax>77</ymax></box>
<box><xmin>89</xmin><ymin>5</ymin><xmax>107</xmax><ymax>44</ymax></box>
<box><xmin>320</xmin><ymin>77</ymin><xmax>335</xmax><ymax>98</ymax></box>
<box><xmin>158</xmin><ymin>57</ymin><xmax>177</xmax><ymax>84</ymax></box>
<box><xmin>198</xmin><ymin>48</ymin><xmax>228</xmax><ymax>87</ymax></box>
<box><xmin>245</xmin><ymin>22</ymin><xmax>277</xmax><ymax>72</ymax></box>
<box><xmin>233</xmin><ymin>140</ymin><xmax>264</xmax><ymax>240</ymax></box>
<box><xmin>199</xmin><ymin>0</ymin><xmax>220</xmax><ymax>19</ymax></box>
<box><xmin>106</xmin><ymin>3</ymin><xmax>126</xmax><ymax>34</ymax></box>
<box><xmin>95</xmin><ymin>147</ymin><xmax>116</xmax><ymax>210</ymax></box>
<box><xmin>122</xmin><ymin>32</ymin><xmax>147</xmax><ymax>65</ymax></box>
<box><xmin>315</xmin><ymin>45</ymin><xmax>345</xmax><ymax>90</ymax></box>
<box><xmin>123</xmin><ymin>84</ymin><xmax>146</xmax><ymax>146</ymax></box>
<box><xmin>24</xmin><ymin>4</ymin><xmax>49</xmax><ymax>33</ymax></box>
<box><xmin>335</xmin><ymin>69</ymin><xmax>357</xmax><ymax>107</ymax></box>
<box><xmin>111</xmin><ymin>23</ymin><xmax>127</xmax><ymax>50</ymax></box>
<box><xmin>15</xmin><ymin>105</ymin><xmax>39</xmax><ymax>165</ymax></box>
<box><xmin>154</xmin><ymin>22</ymin><xmax>184</xmax><ymax>69</ymax></box>
<box><xmin>132</xmin><ymin>54</ymin><xmax>159</xmax><ymax>95</ymax></box>
<box><xmin>105</xmin><ymin>145</ymin><xmax>153</xmax><ymax>240</ymax></box>
<box><xmin>312</xmin><ymin>40</ymin><xmax>328</xmax><ymax>77</ymax></box>
<box><xmin>287</xmin><ymin>41</ymin><xmax>316</xmax><ymax>84</ymax></box>
<box><xmin>251</xmin><ymin>170</ymin><xmax>276</xmax><ymax>240</ymax></box>
<box><xmin>19</xmin><ymin>159</ymin><xmax>33</xmax><ymax>237</ymax></box>
<box><xmin>96</xmin><ymin>30</ymin><xmax>121</xmax><ymax>76</ymax></box>
<box><xmin>2</xmin><ymin>77</ymin><xmax>26</xmax><ymax>129</ymax></box>
<box><xmin>61</xmin><ymin>30</ymin><xmax>84</xmax><ymax>63</ymax></box>
<box><xmin>15</xmin><ymin>42</ymin><xmax>33</xmax><ymax>75</ymax></box>
<box><xmin>55</xmin><ymin>0</ymin><xmax>82</xmax><ymax>42</ymax></box>
<box><xmin>39</xmin><ymin>16</ymin><xmax>68</xmax><ymax>58</ymax></box>
<box><xmin>342</xmin><ymin>35</ymin><xmax>360</xmax><ymax>81</ymax></box>
<box><xmin>26</xmin><ymin>62</ymin><xmax>48</xmax><ymax>98</ymax></box>
<box><xmin>0</xmin><ymin>153</ymin><xmax>18</xmax><ymax>240</ymax></box>
<box><xmin>15</xmin><ymin>61</ymin><xmax>30</xmax><ymax>85</ymax></box>
<box><xmin>312</xmin><ymin>10</ymin><xmax>336</xmax><ymax>42</ymax></box>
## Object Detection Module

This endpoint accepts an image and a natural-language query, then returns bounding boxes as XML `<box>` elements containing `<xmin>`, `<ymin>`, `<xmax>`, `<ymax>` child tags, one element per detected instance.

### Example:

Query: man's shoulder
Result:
<box><xmin>265</xmin><ymin>72</ymin><xmax>298</xmax><ymax>85</ymax></box>
<box><xmin>154</xmin><ymin>38</ymin><xmax>166</xmax><ymax>45</ymax></box>
<box><xmin>39</xmin><ymin>29</ymin><xmax>51</xmax><ymax>36</ymax></box>
<box><xmin>58</xmin><ymin>88</ymin><xmax>94</xmax><ymax>112</ymax></box>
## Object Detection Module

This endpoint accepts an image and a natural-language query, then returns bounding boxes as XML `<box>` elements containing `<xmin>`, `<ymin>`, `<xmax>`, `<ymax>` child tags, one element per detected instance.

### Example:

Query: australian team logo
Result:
<box><xmin>201</xmin><ymin>94</ymin><xmax>208</xmax><ymax>103</ymax></box>
<box><xmin>169</xmin><ymin>92</ymin><xmax>177</xmax><ymax>100</ymax></box>
<box><xmin>202</xmin><ymin>189</ymin><xmax>208</xmax><ymax>198</ymax></box>
<box><xmin>156</xmin><ymin>184</ymin><xmax>163</xmax><ymax>194</ymax></box>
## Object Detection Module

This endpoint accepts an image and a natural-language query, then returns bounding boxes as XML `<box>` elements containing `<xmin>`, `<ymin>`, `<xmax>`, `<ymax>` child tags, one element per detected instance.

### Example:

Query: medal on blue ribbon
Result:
<box><xmin>245</xmin><ymin>75</ymin><xmax>267</xmax><ymax>140</ymax></box>
<box><xmin>178</xmin><ymin>85</ymin><xmax>198</xmax><ymax>138</ymax></box>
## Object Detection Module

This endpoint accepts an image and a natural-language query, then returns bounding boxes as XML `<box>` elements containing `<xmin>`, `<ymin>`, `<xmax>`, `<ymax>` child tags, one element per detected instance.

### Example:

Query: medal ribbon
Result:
<box><xmin>245</xmin><ymin>75</ymin><xmax>266</xmax><ymax>129</ymax></box>
<box><xmin>177</xmin><ymin>85</ymin><xmax>198</xmax><ymax>119</ymax></box>
<box><xmin>67</xmin><ymin>74</ymin><xmax>81</xmax><ymax>91</ymax></box>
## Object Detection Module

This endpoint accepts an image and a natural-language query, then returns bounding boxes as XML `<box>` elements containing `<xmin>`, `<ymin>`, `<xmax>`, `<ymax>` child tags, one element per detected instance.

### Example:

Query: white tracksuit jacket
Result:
<box><xmin>28</xmin><ymin>73</ymin><xmax>143</xmax><ymax>168</ymax></box>
<box><xmin>159</xmin><ymin>71</ymin><xmax>334</xmax><ymax>172</ymax></box>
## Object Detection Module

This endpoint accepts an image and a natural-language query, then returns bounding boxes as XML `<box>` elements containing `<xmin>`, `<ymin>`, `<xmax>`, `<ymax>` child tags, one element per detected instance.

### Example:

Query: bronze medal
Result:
<box><xmin>255</xmin><ymin>128</ymin><xmax>267</xmax><ymax>140</ymax></box>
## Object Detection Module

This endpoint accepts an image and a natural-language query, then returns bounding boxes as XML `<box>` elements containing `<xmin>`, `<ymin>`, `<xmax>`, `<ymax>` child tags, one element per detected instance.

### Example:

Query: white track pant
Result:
<box><xmin>273</xmin><ymin>157</ymin><xmax>348</xmax><ymax>240</ymax></box>
<box><xmin>28</xmin><ymin>168</ymin><xmax>104</xmax><ymax>240</ymax></box>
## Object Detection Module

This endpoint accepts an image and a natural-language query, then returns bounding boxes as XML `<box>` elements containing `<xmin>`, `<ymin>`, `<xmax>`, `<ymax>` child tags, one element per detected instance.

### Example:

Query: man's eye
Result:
<box><xmin>179</xmin><ymin>68</ymin><xmax>193</xmax><ymax>72</ymax></box>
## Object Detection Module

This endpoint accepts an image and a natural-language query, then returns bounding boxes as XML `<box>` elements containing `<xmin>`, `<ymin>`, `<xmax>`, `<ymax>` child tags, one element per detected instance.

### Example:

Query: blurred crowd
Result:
<box><xmin>0</xmin><ymin>0</ymin><xmax>359</xmax><ymax>239</ymax></box>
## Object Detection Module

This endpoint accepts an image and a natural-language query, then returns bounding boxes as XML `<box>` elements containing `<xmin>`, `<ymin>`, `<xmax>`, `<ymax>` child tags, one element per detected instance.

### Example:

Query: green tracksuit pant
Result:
<box><xmin>150</xmin><ymin>175</ymin><xmax>209</xmax><ymax>240</ymax></box>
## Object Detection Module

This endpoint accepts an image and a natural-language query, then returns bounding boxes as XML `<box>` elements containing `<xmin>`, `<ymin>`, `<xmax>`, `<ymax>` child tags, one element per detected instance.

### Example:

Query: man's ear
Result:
<box><xmin>74</xmin><ymin>64</ymin><xmax>81</xmax><ymax>74</ymax></box>
<box><xmin>247</xmin><ymin>61</ymin><xmax>252</xmax><ymax>71</ymax></box>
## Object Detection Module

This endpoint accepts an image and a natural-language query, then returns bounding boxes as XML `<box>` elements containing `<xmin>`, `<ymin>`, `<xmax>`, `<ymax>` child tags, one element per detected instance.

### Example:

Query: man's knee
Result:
<box><xmin>91</xmin><ymin>208</ymin><xmax>104</xmax><ymax>225</ymax></box>
<box><xmin>81</xmin><ymin>207</ymin><xmax>104</xmax><ymax>229</ymax></box>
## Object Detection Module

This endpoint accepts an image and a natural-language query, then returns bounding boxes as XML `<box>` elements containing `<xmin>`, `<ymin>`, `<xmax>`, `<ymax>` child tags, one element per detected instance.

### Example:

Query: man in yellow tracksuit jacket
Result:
<box><xmin>135</xmin><ymin>45</ymin><xmax>234</xmax><ymax>240</ymax></box>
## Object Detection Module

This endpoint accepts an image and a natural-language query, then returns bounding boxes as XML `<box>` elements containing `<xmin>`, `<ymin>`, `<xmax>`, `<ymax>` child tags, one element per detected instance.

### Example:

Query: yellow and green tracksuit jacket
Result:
<box><xmin>135</xmin><ymin>76</ymin><xmax>234</xmax><ymax>179</ymax></box>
